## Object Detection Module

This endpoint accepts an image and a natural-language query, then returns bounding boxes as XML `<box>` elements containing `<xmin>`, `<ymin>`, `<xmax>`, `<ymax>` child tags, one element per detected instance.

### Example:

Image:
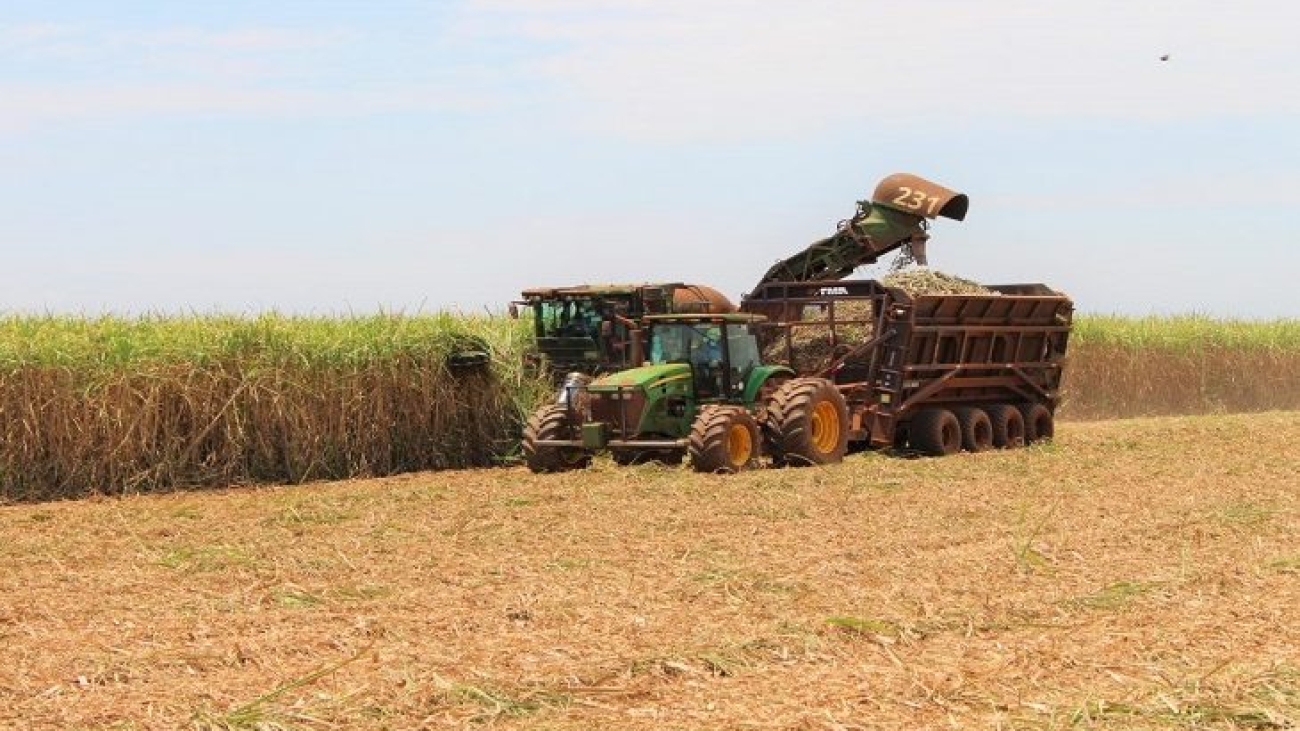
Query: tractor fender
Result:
<box><xmin>742</xmin><ymin>365</ymin><xmax>797</xmax><ymax>404</ymax></box>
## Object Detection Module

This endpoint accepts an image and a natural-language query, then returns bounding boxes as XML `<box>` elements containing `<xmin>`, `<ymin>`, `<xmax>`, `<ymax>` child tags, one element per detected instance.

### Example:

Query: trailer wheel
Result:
<box><xmin>987</xmin><ymin>404</ymin><xmax>1025</xmax><ymax>448</ymax></box>
<box><xmin>910</xmin><ymin>408</ymin><xmax>961</xmax><ymax>456</ymax></box>
<box><xmin>953</xmin><ymin>407</ymin><xmax>994</xmax><ymax>452</ymax></box>
<box><xmin>767</xmin><ymin>377</ymin><xmax>849</xmax><ymax>466</ymax></box>
<box><xmin>612</xmin><ymin>448</ymin><xmax>684</xmax><ymax>466</ymax></box>
<box><xmin>522</xmin><ymin>404</ymin><xmax>592</xmax><ymax>473</ymax></box>
<box><xmin>689</xmin><ymin>405</ymin><xmax>760</xmax><ymax>473</ymax></box>
<box><xmin>1019</xmin><ymin>403</ymin><xmax>1055</xmax><ymax>443</ymax></box>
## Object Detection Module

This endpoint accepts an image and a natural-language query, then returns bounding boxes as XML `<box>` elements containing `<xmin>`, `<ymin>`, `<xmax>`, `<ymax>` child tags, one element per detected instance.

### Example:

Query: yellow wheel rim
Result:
<box><xmin>726</xmin><ymin>422</ymin><xmax>753</xmax><ymax>466</ymax></box>
<box><xmin>810</xmin><ymin>400</ymin><xmax>841</xmax><ymax>454</ymax></box>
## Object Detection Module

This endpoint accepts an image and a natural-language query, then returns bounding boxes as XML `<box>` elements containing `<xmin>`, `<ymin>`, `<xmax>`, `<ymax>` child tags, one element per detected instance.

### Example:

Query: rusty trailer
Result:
<box><xmin>743</xmin><ymin>279</ymin><xmax>1073</xmax><ymax>455</ymax></box>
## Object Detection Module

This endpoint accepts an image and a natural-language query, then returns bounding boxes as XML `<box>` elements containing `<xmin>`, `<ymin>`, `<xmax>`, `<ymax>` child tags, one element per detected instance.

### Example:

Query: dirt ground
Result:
<box><xmin>1</xmin><ymin>412</ymin><xmax>1297</xmax><ymax>730</ymax></box>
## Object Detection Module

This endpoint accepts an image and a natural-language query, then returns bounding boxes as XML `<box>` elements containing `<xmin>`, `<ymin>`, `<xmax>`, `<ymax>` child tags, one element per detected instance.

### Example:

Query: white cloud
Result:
<box><xmin>123</xmin><ymin>27</ymin><xmax>348</xmax><ymax>52</ymax></box>
<box><xmin>0</xmin><ymin>22</ymin><xmax>346</xmax><ymax>55</ymax></box>
<box><xmin>981</xmin><ymin>170</ymin><xmax>1300</xmax><ymax>213</ymax></box>
<box><xmin>6</xmin><ymin>5</ymin><xmax>1297</xmax><ymax>141</ymax></box>
<box><xmin>0</xmin><ymin>22</ymin><xmax>79</xmax><ymax>46</ymax></box>
<box><xmin>0</xmin><ymin>20</ymin><xmax>510</xmax><ymax>133</ymax></box>
<box><xmin>463</xmin><ymin>0</ymin><xmax>1300</xmax><ymax>142</ymax></box>
<box><xmin>0</xmin><ymin>82</ymin><xmax>500</xmax><ymax>134</ymax></box>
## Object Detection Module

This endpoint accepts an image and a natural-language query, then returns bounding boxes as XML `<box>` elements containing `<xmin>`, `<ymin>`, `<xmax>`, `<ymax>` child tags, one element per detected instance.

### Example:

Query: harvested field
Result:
<box><xmin>2</xmin><ymin>412</ymin><xmax>1297</xmax><ymax>730</ymax></box>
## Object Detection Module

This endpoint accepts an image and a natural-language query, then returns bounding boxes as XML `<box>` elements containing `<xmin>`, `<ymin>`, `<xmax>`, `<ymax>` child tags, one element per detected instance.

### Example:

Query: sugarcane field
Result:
<box><xmin>4</xmin><ymin>5</ymin><xmax>1299</xmax><ymax>730</ymax></box>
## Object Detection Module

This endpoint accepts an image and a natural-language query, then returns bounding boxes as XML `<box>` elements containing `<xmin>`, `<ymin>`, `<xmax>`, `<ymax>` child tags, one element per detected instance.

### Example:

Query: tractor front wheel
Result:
<box><xmin>767</xmin><ymin>377</ymin><xmax>849</xmax><ymax>467</ymax></box>
<box><xmin>688</xmin><ymin>405</ymin><xmax>760</xmax><ymax>473</ymax></box>
<box><xmin>522</xmin><ymin>404</ymin><xmax>592</xmax><ymax>473</ymax></box>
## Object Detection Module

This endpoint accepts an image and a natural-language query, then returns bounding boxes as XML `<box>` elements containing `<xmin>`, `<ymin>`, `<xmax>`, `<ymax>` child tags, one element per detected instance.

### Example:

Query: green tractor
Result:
<box><xmin>521</xmin><ymin>313</ymin><xmax>851</xmax><ymax>473</ymax></box>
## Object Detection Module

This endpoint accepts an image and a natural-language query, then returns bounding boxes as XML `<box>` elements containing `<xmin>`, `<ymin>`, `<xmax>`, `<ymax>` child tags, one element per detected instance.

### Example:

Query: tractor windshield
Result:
<box><xmin>535</xmin><ymin>298</ymin><xmax>602</xmax><ymax>339</ymax></box>
<box><xmin>648</xmin><ymin>323</ymin><xmax>724</xmax><ymax>366</ymax></box>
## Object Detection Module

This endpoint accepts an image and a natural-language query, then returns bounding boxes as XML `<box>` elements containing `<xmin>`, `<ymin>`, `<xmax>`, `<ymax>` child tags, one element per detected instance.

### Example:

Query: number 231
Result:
<box><xmin>892</xmin><ymin>187</ymin><xmax>942</xmax><ymax>216</ymax></box>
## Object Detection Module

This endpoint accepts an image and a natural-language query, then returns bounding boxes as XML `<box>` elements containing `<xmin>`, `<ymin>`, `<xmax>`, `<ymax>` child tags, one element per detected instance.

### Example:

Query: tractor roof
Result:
<box><xmin>643</xmin><ymin>313</ymin><xmax>767</xmax><ymax>325</ymax></box>
<box><xmin>520</xmin><ymin>283</ymin><xmax>684</xmax><ymax>298</ymax></box>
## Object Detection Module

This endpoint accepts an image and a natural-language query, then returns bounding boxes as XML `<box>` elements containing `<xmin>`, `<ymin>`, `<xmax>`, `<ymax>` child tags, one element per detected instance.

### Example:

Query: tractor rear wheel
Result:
<box><xmin>522</xmin><ymin>404</ymin><xmax>592</xmax><ymax>473</ymax></box>
<box><xmin>953</xmin><ymin>407</ymin><xmax>994</xmax><ymax>452</ymax></box>
<box><xmin>910</xmin><ymin>408</ymin><xmax>961</xmax><ymax>456</ymax></box>
<box><xmin>688</xmin><ymin>405</ymin><xmax>760</xmax><ymax>473</ymax></box>
<box><xmin>987</xmin><ymin>404</ymin><xmax>1025</xmax><ymax>448</ymax></box>
<box><xmin>767</xmin><ymin>377</ymin><xmax>849</xmax><ymax>467</ymax></box>
<box><xmin>1019</xmin><ymin>403</ymin><xmax>1055</xmax><ymax>443</ymax></box>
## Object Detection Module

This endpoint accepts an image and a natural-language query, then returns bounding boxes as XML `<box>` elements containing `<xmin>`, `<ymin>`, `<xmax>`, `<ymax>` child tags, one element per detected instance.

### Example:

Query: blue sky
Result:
<box><xmin>2</xmin><ymin>1</ymin><xmax>1297</xmax><ymax>317</ymax></box>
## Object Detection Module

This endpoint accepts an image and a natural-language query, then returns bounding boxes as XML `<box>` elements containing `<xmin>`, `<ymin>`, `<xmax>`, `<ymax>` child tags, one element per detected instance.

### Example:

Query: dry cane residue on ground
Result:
<box><xmin>1</xmin><ymin>412</ymin><xmax>1298</xmax><ymax>730</ymax></box>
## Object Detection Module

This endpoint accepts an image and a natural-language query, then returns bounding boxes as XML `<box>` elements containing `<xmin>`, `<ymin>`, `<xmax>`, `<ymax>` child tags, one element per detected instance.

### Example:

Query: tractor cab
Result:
<box><xmin>645</xmin><ymin>314</ymin><xmax>763</xmax><ymax>401</ymax></box>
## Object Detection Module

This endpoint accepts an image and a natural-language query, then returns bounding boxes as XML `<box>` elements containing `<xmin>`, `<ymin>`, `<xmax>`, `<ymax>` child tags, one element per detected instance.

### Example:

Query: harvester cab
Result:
<box><xmin>514</xmin><ymin>283</ymin><xmax>736</xmax><ymax>384</ymax></box>
<box><xmin>514</xmin><ymin>285</ymin><xmax>644</xmax><ymax>381</ymax></box>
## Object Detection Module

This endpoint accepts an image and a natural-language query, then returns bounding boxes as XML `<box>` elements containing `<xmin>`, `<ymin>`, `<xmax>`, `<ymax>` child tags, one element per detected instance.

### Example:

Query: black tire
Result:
<box><xmin>909</xmin><ymin>408</ymin><xmax>961</xmax><ymax>456</ymax></box>
<box><xmin>688</xmin><ymin>405</ymin><xmax>760</xmax><ymax>473</ymax></box>
<box><xmin>766</xmin><ymin>377</ymin><xmax>849</xmax><ymax>467</ymax></box>
<box><xmin>986</xmin><ymin>404</ymin><xmax>1025</xmax><ymax>448</ymax></box>
<box><xmin>1019</xmin><ymin>403</ymin><xmax>1055</xmax><ymax>443</ymax></box>
<box><xmin>521</xmin><ymin>404</ymin><xmax>592</xmax><ymax>473</ymax></box>
<box><xmin>953</xmin><ymin>407</ymin><xmax>994</xmax><ymax>452</ymax></box>
<box><xmin>611</xmin><ymin>448</ymin><xmax>684</xmax><ymax>466</ymax></box>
